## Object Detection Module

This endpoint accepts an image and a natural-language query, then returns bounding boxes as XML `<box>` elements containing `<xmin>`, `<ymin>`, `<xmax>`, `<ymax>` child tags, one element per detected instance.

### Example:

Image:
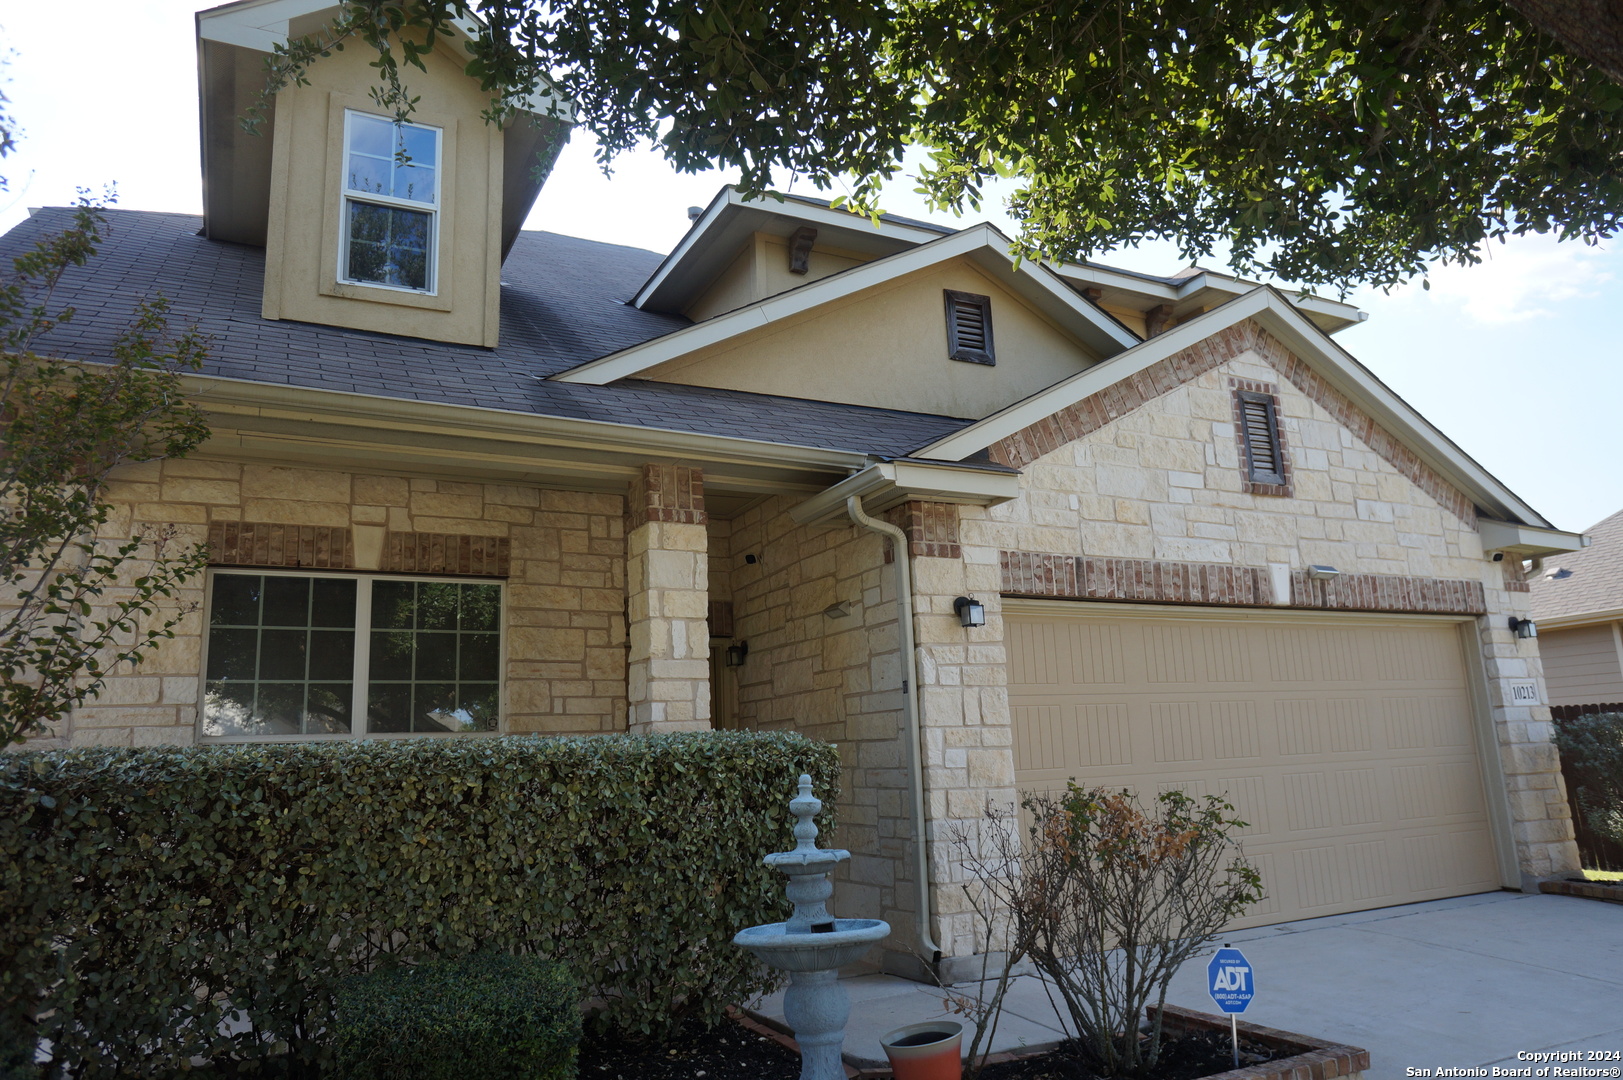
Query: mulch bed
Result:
<box><xmin>575</xmin><ymin>1011</ymin><xmax>1280</xmax><ymax>1080</ymax></box>
<box><xmin>981</xmin><ymin>1029</ymin><xmax>1280</xmax><ymax>1080</ymax></box>
<box><xmin>577</xmin><ymin>1015</ymin><xmax>802</xmax><ymax>1080</ymax></box>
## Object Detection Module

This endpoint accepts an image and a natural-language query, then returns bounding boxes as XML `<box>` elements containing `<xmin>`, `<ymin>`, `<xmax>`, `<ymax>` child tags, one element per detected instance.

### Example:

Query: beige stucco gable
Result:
<box><xmin>642</xmin><ymin>257</ymin><xmax>1102</xmax><ymax>420</ymax></box>
<box><xmin>260</xmin><ymin>19</ymin><xmax>509</xmax><ymax>347</ymax></box>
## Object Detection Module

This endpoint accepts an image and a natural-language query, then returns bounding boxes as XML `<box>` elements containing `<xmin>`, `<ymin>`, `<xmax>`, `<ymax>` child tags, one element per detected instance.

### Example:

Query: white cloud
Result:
<box><xmin>1369</xmin><ymin>233</ymin><xmax>1614</xmax><ymax>324</ymax></box>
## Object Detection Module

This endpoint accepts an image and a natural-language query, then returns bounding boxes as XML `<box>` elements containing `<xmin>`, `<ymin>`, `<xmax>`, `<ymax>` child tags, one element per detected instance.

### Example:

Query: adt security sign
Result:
<box><xmin>1207</xmin><ymin>947</ymin><xmax>1255</xmax><ymax>1014</ymax></box>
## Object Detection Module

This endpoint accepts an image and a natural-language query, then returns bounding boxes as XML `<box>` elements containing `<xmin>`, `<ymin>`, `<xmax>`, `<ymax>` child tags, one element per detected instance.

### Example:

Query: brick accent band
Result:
<box><xmin>207</xmin><ymin>522</ymin><xmax>354</xmax><ymax>570</ymax></box>
<box><xmin>886</xmin><ymin>500</ymin><xmax>962</xmax><ymax>558</ymax></box>
<box><xmin>1002</xmin><ymin>550</ymin><xmax>1487</xmax><ymax>615</ymax></box>
<box><xmin>986</xmin><ymin>319</ymin><xmax>1476</xmax><ymax>525</ymax></box>
<box><xmin>627</xmin><ymin>462</ymin><xmax>706</xmax><ymax>530</ymax></box>
<box><xmin>1290</xmin><ymin>569</ymin><xmax>1486</xmax><ymax>615</ymax></box>
<box><xmin>1001</xmin><ymin>551</ymin><xmax>1274</xmax><ymax>606</ymax></box>
<box><xmin>383</xmin><ymin>532</ymin><xmax>510</xmax><ymax>577</ymax></box>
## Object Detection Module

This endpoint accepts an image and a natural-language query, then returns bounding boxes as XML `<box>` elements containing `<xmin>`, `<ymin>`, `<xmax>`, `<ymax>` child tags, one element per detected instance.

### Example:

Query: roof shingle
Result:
<box><xmin>1530</xmin><ymin>508</ymin><xmax>1623</xmax><ymax>622</ymax></box>
<box><xmin>2</xmin><ymin>208</ymin><xmax>971</xmax><ymax>459</ymax></box>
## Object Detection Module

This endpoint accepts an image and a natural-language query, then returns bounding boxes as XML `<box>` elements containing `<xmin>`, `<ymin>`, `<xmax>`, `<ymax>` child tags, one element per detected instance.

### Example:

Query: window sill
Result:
<box><xmin>198</xmin><ymin>730</ymin><xmax>504</xmax><ymax>744</ymax></box>
<box><xmin>320</xmin><ymin>276</ymin><xmax>453</xmax><ymax>312</ymax></box>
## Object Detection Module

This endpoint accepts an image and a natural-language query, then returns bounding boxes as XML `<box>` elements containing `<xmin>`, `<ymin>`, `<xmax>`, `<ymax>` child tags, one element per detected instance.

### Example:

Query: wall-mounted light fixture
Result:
<box><xmin>1305</xmin><ymin>565</ymin><xmax>1341</xmax><ymax>580</ymax></box>
<box><xmin>953</xmin><ymin>596</ymin><xmax>987</xmax><ymax>628</ymax></box>
<box><xmin>823</xmin><ymin>601</ymin><xmax>853</xmax><ymax>619</ymax></box>
<box><xmin>1509</xmin><ymin>618</ymin><xmax>1538</xmax><ymax>640</ymax></box>
<box><xmin>725</xmin><ymin>640</ymin><xmax>750</xmax><ymax>667</ymax></box>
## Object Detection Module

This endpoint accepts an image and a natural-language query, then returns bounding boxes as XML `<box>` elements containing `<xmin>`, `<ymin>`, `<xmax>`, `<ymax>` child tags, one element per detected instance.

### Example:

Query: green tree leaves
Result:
<box><xmin>256</xmin><ymin>1</ymin><xmax>1623</xmax><ymax>294</ymax></box>
<box><xmin>0</xmin><ymin>201</ymin><xmax>211</xmax><ymax>748</ymax></box>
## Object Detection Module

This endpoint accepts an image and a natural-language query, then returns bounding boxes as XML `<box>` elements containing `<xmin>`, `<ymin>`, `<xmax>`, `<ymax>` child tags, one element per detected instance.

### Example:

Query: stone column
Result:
<box><xmin>889</xmin><ymin>501</ymin><xmax>1016</xmax><ymax>974</ymax></box>
<box><xmin>1480</xmin><ymin>562</ymin><xmax>1581</xmax><ymax>885</ymax></box>
<box><xmin>625</xmin><ymin>463</ymin><xmax>712</xmax><ymax>733</ymax></box>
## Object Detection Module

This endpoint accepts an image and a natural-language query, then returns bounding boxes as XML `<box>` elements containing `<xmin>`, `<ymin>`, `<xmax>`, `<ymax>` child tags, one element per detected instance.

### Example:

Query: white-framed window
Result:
<box><xmin>340</xmin><ymin>111</ymin><xmax>441</xmax><ymax>294</ymax></box>
<box><xmin>201</xmin><ymin>569</ymin><xmax>502</xmax><ymax>740</ymax></box>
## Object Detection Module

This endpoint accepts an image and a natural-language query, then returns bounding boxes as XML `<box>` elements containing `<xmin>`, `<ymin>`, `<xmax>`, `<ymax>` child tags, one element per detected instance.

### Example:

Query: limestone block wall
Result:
<box><xmin>722</xmin><ymin>495</ymin><xmax>919</xmax><ymax>952</ymax></box>
<box><xmin>42</xmin><ymin>457</ymin><xmax>627</xmax><ymax>748</ymax></box>
<box><xmin>955</xmin><ymin>321</ymin><xmax>1577</xmax><ymax>882</ymax></box>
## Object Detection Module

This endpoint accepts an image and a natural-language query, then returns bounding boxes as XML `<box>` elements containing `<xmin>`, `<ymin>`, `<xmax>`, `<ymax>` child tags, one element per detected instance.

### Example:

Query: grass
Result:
<box><xmin>1578</xmin><ymin>869</ymin><xmax>1623</xmax><ymax>882</ymax></box>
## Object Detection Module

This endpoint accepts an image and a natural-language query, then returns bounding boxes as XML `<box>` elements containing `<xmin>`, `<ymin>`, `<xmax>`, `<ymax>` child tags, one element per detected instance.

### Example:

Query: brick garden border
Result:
<box><xmin>1538</xmin><ymin>877</ymin><xmax>1623</xmax><ymax>905</ymax></box>
<box><xmin>1149</xmin><ymin>1004</ymin><xmax>1369</xmax><ymax>1080</ymax></box>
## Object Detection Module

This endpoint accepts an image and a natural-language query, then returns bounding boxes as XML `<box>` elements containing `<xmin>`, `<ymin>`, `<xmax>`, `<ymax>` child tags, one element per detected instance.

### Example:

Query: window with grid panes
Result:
<box><xmin>202</xmin><ymin>571</ymin><xmax>501</xmax><ymax>739</ymax></box>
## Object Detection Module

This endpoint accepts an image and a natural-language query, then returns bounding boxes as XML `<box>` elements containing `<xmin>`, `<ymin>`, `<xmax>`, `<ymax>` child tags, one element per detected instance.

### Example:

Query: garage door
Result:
<box><xmin>1008</xmin><ymin>606</ymin><xmax>1502</xmax><ymax>926</ymax></box>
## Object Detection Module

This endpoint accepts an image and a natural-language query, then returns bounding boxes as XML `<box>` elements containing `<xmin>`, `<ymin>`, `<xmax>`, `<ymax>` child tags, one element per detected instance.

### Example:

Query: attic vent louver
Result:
<box><xmin>1238</xmin><ymin>390</ymin><xmax>1286</xmax><ymax>485</ymax></box>
<box><xmin>944</xmin><ymin>290</ymin><xmax>995</xmax><ymax>365</ymax></box>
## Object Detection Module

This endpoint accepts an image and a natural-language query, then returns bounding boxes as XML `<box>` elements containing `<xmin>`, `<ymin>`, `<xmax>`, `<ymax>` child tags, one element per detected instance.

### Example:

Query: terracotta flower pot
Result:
<box><xmin>879</xmin><ymin>1021</ymin><xmax>963</xmax><ymax>1080</ymax></box>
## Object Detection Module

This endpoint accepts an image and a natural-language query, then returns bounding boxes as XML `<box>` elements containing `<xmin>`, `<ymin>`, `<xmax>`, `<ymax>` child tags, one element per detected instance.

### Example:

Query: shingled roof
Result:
<box><xmin>1531</xmin><ymin>508</ymin><xmax>1623</xmax><ymax>622</ymax></box>
<box><xmin>2</xmin><ymin>207</ymin><xmax>972</xmax><ymax>459</ymax></box>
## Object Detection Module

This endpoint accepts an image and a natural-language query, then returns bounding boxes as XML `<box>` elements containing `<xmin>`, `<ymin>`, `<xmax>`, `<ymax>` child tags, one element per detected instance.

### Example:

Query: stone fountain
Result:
<box><xmin>734</xmin><ymin>774</ymin><xmax>890</xmax><ymax>1080</ymax></box>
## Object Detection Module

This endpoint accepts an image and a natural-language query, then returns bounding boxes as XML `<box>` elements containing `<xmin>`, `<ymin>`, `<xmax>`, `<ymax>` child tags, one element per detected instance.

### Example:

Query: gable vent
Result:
<box><xmin>944</xmin><ymin>290</ymin><xmax>995</xmax><ymax>365</ymax></box>
<box><xmin>1238</xmin><ymin>391</ymin><xmax>1286</xmax><ymax>485</ymax></box>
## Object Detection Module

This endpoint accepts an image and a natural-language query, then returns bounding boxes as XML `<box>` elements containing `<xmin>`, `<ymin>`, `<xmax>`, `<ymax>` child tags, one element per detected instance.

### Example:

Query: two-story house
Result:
<box><xmin>1</xmin><ymin>0</ymin><xmax>1586</xmax><ymax>978</ymax></box>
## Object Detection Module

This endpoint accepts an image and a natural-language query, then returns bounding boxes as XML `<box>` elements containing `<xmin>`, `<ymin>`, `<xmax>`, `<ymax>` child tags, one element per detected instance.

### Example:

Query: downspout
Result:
<box><xmin>844</xmin><ymin>494</ymin><xmax>942</xmax><ymax>966</ymax></box>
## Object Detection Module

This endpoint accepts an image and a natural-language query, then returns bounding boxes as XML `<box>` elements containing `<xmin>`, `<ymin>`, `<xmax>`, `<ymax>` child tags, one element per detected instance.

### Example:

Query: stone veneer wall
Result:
<box><xmin>38</xmin><ymin>457</ymin><xmax>627</xmax><ymax>748</ymax></box>
<box><xmin>721</xmin><ymin>495</ymin><xmax>923</xmax><ymax>954</ymax></box>
<box><xmin>931</xmin><ymin>321</ymin><xmax>1577</xmax><ymax>926</ymax></box>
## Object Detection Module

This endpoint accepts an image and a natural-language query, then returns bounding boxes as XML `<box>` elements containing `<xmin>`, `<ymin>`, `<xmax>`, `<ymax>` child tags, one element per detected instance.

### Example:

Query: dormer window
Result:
<box><xmin>341</xmin><ymin>112</ymin><xmax>440</xmax><ymax>293</ymax></box>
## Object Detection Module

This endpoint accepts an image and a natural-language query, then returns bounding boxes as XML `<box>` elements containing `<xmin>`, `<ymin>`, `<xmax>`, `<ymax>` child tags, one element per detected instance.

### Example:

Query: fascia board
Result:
<box><xmin>916</xmin><ymin>287</ymin><xmax>1554</xmax><ymax>529</ymax></box>
<box><xmin>1535</xmin><ymin>606</ymin><xmax>1623</xmax><ymax>632</ymax></box>
<box><xmin>630</xmin><ymin>187</ymin><xmax>740</xmax><ymax>310</ymax></box>
<box><xmin>1476</xmin><ymin>519</ymin><xmax>1588</xmax><ymax>555</ymax></box>
<box><xmin>559</xmin><ymin>225</ymin><xmax>1137</xmax><ymax>384</ymax></box>
<box><xmin>181</xmin><ymin>371</ymin><xmax>870</xmax><ymax>472</ymax></box>
<box><xmin>198</xmin><ymin>0</ymin><xmax>317</xmax><ymax>50</ymax></box>
<box><xmin>1049</xmin><ymin>262</ymin><xmax>1365</xmax><ymax>329</ymax></box>
<box><xmin>789</xmin><ymin>460</ymin><xmax>1022</xmax><ymax>526</ymax></box>
<box><xmin>632</xmin><ymin>190</ymin><xmax>954</xmax><ymax>312</ymax></box>
<box><xmin>916</xmin><ymin>289</ymin><xmax>1277</xmax><ymax>462</ymax></box>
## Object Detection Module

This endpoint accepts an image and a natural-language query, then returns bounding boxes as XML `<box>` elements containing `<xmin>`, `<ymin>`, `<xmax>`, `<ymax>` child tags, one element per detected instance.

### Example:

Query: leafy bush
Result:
<box><xmin>335</xmin><ymin>951</ymin><xmax>579</xmax><ymax>1080</ymax></box>
<box><xmin>1555</xmin><ymin>711</ymin><xmax>1623</xmax><ymax>850</ymax></box>
<box><xmin>0</xmin><ymin>731</ymin><xmax>839</xmax><ymax>1077</ymax></box>
<box><xmin>949</xmin><ymin>785</ymin><xmax>1262</xmax><ymax>1078</ymax></box>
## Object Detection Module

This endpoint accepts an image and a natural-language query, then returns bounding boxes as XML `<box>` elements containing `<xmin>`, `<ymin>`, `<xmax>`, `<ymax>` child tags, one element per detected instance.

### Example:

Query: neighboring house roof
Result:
<box><xmin>1531</xmin><ymin>508</ymin><xmax>1623</xmax><ymax>624</ymax></box>
<box><xmin>4</xmin><ymin>208</ymin><xmax>972</xmax><ymax>460</ymax></box>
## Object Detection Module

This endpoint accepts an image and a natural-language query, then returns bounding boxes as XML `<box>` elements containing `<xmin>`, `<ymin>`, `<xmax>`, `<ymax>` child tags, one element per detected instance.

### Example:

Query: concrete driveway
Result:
<box><xmin>750</xmin><ymin>891</ymin><xmax>1623</xmax><ymax>1078</ymax></box>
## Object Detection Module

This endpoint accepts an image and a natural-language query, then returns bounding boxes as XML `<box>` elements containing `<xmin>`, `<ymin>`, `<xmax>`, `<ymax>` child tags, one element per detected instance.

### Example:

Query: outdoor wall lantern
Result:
<box><xmin>953</xmin><ymin>596</ymin><xmax>987</xmax><ymax>629</ymax></box>
<box><xmin>823</xmin><ymin>601</ymin><xmax>854</xmax><ymax>619</ymax></box>
<box><xmin>1305</xmin><ymin>565</ymin><xmax>1341</xmax><ymax>580</ymax></box>
<box><xmin>1510</xmin><ymin>618</ymin><xmax>1538</xmax><ymax>640</ymax></box>
<box><xmin>726</xmin><ymin>640</ymin><xmax>750</xmax><ymax>667</ymax></box>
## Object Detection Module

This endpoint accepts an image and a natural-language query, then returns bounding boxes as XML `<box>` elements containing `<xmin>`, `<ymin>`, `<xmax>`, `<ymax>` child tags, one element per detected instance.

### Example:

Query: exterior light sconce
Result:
<box><xmin>1305</xmin><ymin>565</ymin><xmax>1341</xmax><ymax>580</ymax></box>
<box><xmin>823</xmin><ymin>601</ymin><xmax>853</xmax><ymax>619</ymax></box>
<box><xmin>953</xmin><ymin>596</ymin><xmax>987</xmax><ymax>629</ymax></box>
<box><xmin>1510</xmin><ymin>618</ymin><xmax>1538</xmax><ymax>640</ymax></box>
<box><xmin>725</xmin><ymin>641</ymin><xmax>750</xmax><ymax>667</ymax></box>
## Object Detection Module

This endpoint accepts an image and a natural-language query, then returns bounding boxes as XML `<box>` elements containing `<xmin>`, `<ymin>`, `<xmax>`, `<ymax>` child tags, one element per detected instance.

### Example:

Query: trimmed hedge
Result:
<box><xmin>335</xmin><ymin>951</ymin><xmax>579</xmax><ymax>1080</ymax></box>
<box><xmin>0</xmin><ymin>732</ymin><xmax>839</xmax><ymax>1077</ymax></box>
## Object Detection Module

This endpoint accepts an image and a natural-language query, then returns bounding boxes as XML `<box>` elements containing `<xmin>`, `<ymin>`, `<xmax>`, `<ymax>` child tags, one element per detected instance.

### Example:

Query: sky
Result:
<box><xmin>3</xmin><ymin>2</ymin><xmax>1621</xmax><ymax>534</ymax></box>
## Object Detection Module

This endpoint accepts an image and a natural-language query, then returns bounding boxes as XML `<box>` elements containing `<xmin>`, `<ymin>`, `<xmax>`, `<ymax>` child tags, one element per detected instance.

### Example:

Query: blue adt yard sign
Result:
<box><xmin>1207</xmin><ymin>947</ymin><xmax>1255</xmax><ymax>1014</ymax></box>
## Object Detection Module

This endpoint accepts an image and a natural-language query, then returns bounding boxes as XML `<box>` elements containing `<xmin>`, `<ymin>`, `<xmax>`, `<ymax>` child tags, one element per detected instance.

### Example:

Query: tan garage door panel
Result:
<box><xmin>1008</xmin><ymin>608</ymin><xmax>1499</xmax><ymax>927</ymax></box>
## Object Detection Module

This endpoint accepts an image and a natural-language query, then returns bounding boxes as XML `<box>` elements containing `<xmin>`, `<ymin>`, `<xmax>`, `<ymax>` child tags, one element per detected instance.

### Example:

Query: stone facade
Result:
<box><xmin>942</xmin><ymin>320</ymin><xmax>1577</xmax><ymax>901</ymax></box>
<box><xmin>625</xmin><ymin>464</ymin><xmax>712</xmax><ymax>733</ymax></box>
<box><xmin>42</xmin><ymin>457</ymin><xmax>627</xmax><ymax>749</ymax></box>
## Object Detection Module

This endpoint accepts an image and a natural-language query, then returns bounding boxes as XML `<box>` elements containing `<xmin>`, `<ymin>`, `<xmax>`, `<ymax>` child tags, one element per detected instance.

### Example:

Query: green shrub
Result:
<box><xmin>335</xmin><ymin>951</ymin><xmax>579</xmax><ymax>1080</ymax></box>
<box><xmin>1555</xmin><ymin>711</ymin><xmax>1623</xmax><ymax>850</ymax></box>
<box><xmin>0</xmin><ymin>731</ymin><xmax>839</xmax><ymax>1077</ymax></box>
